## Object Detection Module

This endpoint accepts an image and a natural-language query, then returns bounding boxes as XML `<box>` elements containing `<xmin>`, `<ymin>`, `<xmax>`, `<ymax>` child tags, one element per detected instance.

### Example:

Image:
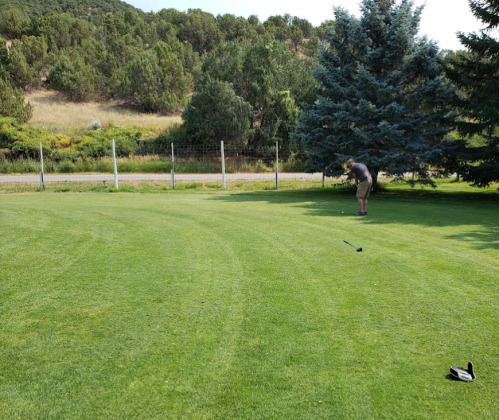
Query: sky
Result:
<box><xmin>124</xmin><ymin>0</ymin><xmax>486</xmax><ymax>51</ymax></box>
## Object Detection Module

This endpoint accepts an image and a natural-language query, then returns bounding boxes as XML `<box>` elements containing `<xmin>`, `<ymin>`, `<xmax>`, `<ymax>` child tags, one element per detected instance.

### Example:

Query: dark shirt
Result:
<box><xmin>351</xmin><ymin>163</ymin><xmax>372</xmax><ymax>182</ymax></box>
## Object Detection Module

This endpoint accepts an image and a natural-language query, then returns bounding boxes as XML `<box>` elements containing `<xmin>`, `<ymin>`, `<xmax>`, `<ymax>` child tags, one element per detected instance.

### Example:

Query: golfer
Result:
<box><xmin>346</xmin><ymin>159</ymin><xmax>372</xmax><ymax>216</ymax></box>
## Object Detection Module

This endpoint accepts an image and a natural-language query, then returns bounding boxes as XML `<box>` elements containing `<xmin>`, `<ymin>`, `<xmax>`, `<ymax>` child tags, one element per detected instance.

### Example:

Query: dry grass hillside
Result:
<box><xmin>26</xmin><ymin>90</ymin><xmax>183</xmax><ymax>135</ymax></box>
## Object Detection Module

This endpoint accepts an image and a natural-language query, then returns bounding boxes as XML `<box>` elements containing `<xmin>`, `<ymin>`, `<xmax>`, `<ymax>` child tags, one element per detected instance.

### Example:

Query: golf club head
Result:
<box><xmin>450</xmin><ymin>362</ymin><xmax>475</xmax><ymax>382</ymax></box>
<box><xmin>344</xmin><ymin>240</ymin><xmax>362</xmax><ymax>252</ymax></box>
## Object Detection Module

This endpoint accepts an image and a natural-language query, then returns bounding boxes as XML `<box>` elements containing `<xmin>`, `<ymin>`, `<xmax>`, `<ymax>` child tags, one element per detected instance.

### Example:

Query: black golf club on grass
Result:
<box><xmin>343</xmin><ymin>240</ymin><xmax>362</xmax><ymax>252</ymax></box>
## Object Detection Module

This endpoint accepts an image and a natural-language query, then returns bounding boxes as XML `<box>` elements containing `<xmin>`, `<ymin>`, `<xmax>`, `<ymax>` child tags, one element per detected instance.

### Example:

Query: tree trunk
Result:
<box><xmin>371</xmin><ymin>169</ymin><xmax>379</xmax><ymax>192</ymax></box>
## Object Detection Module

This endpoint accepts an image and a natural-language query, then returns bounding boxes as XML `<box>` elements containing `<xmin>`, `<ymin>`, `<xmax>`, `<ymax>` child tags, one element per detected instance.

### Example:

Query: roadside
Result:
<box><xmin>0</xmin><ymin>172</ymin><xmax>324</xmax><ymax>183</ymax></box>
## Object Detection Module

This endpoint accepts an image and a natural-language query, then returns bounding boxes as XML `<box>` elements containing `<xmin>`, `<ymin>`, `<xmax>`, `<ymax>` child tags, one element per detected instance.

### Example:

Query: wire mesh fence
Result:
<box><xmin>0</xmin><ymin>141</ymin><xmax>325</xmax><ymax>190</ymax></box>
<box><xmin>169</xmin><ymin>144</ymin><xmax>303</xmax><ymax>173</ymax></box>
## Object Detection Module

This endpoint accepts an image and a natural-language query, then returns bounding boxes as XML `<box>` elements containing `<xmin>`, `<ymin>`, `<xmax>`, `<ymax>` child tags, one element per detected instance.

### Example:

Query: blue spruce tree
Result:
<box><xmin>294</xmin><ymin>0</ymin><xmax>453</xmax><ymax>187</ymax></box>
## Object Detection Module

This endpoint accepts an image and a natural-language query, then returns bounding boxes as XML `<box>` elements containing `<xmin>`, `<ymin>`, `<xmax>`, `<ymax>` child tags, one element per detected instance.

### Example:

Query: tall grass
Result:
<box><xmin>0</xmin><ymin>158</ymin><xmax>41</xmax><ymax>174</ymax></box>
<box><xmin>26</xmin><ymin>90</ymin><xmax>181</xmax><ymax>135</ymax></box>
<box><xmin>0</xmin><ymin>155</ymin><xmax>306</xmax><ymax>174</ymax></box>
<box><xmin>0</xmin><ymin>157</ymin><xmax>172</xmax><ymax>174</ymax></box>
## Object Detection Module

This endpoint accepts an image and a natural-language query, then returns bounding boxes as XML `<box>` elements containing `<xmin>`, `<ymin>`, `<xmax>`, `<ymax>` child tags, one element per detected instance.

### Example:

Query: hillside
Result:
<box><xmin>0</xmin><ymin>0</ymin><xmax>140</xmax><ymax>17</ymax></box>
<box><xmin>0</xmin><ymin>0</ymin><xmax>321</xmax><ymax>153</ymax></box>
<box><xmin>26</xmin><ymin>90</ymin><xmax>182</xmax><ymax>134</ymax></box>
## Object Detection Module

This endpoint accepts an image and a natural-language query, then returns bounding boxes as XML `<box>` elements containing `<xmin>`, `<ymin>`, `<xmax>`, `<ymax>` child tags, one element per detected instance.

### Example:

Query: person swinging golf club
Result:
<box><xmin>346</xmin><ymin>159</ymin><xmax>372</xmax><ymax>216</ymax></box>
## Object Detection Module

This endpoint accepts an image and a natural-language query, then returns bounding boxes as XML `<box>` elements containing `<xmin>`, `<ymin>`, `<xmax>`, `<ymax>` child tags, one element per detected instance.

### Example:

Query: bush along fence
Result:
<box><xmin>0</xmin><ymin>140</ymin><xmax>327</xmax><ymax>190</ymax></box>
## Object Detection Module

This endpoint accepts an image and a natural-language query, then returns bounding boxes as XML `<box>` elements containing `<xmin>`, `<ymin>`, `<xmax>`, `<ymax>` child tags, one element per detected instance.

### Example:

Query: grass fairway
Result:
<box><xmin>1</xmin><ymin>187</ymin><xmax>498</xmax><ymax>419</ymax></box>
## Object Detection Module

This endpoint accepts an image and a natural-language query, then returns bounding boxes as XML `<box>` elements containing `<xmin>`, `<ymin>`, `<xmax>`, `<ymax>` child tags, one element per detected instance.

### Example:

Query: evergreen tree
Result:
<box><xmin>20</xmin><ymin>35</ymin><xmax>48</xmax><ymax>80</ymax></box>
<box><xmin>178</xmin><ymin>9</ymin><xmax>223</xmax><ymax>54</ymax></box>
<box><xmin>289</xmin><ymin>25</ymin><xmax>304</xmax><ymax>52</ymax></box>
<box><xmin>180</xmin><ymin>78</ymin><xmax>253</xmax><ymax>146</ymax></box>
<box><xmin>294</xmin><ymin>0</ymin><xmax>453</xmax><ymax>186</ymax></box>
<box><xmin>200</xmin><ymin>41</ymin><xmax>246</xmax><ymax>96</ymax></box>
<box><xmin>301</xmin><ymin>35</ymin><xmax>320</xmax><ymax>58</ymax></box>
<box><xmin>73</xmin><ymin>37</ymin><xmax>107</xmax><ymax>91</ymax></box>
<box><xmin>0</xmin><ymin>9</ymin><xmax>30</xmax><ymax>38</ymax></box>
<box><xmin>0</xmin><ymin>77</ymin><xmax>34</xmax><ymax>123</ymax></box>
<box><xmin>0</xmin><ymin>36</ymin><xmax>10</xmax><ymax>81</ymax></box>
<box><xmin>119</xmin><ymin>50</ymin><xmax>164</xmax><ymax>112</ymax></box>
<box><xmin>37</xmin><ymin>13</ymin><xmax>75</xmax><ymax>51</ymax></box>
<box><xmin>118</xmin><ymin>42</ymin><xmax>191</xmax><ymax>112</ymax></box>
<box><xmin>444</xmin><ymin>0</ymin><xmax>499</xmax><ymax>187</ymax></box>
<box><xmin>216</xmin><ymin>14</ymin><xmax>255</xmax><ymax>42</ymax></box>
<box><xmin>47</xmin><ymin>55</ymin><xmax>96</xmax><ymax>101</ymax></box>
<box><xmin>8</xmin><ymin>40</ymin><xmax>37</xmax><ymax>90</ymax></box>
<box><xmin>153</xmin><ymin>41</ymin><xmax>192</xmax><ymax>108</ymax></box>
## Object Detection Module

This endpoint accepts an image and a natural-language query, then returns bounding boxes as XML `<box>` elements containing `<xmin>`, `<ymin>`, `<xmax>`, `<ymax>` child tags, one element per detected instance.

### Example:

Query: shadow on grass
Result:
<box><xmin>445</xmin><ymin>230</ymin><xmax>499</xmax><ymax>251</ymax></box>
<box><xmin>211</xmin><ymin>188</ymin><xmax>499</xmax><ymax>250</ymax></box>
<box><xmin>445</xmin><ymin>374</ymin><xmax>475</xmax><ymax>383</ymax></box>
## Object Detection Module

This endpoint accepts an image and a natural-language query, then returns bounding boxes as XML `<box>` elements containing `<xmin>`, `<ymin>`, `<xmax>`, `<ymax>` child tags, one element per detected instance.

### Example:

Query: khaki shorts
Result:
<box><xmin>356</xmin><ymin>180</ymin><xmax>372</xmax><ymax>199</ymax></box>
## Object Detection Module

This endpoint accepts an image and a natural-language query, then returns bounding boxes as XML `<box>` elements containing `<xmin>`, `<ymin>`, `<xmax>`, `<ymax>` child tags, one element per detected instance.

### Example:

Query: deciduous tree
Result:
<box><xmin>242</xmin><ymin>39</ymin><xmax>314</xmax><ymax>147</ymax></box>
<box><xmin>189</xmin><ymin>38</ymin><xmax>314</xmax><ymax>148</ymax></box>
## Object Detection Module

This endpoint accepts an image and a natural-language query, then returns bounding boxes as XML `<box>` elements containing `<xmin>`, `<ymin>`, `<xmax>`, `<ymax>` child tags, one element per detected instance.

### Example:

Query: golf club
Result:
<box><xmin>343</xmin><ymin>240</ymin><xmax>362</xmax><ymax>252</ymax></box>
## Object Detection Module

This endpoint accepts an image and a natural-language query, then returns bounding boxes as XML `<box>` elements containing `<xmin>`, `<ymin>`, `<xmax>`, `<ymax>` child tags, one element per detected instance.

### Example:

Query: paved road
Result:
<box><xmin>0</xmin><ymin>172</ymin><xmax>325</xmax><ymax>183</ymax></box>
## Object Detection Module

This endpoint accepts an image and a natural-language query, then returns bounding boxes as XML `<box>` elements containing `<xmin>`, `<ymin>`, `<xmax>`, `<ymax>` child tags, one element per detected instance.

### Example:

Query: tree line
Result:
<box><xmin>0</xmin><ymin>3</ymin><xmax>322</xmax><ymax>113</ymax></box>
<box><xmin>294</xmin><ymin>0</ymin><xmax>498</xmax><ymax>188</ymax></box>
<box><xmin>0</xmin><ymin>1</ymin><xmax>322</xmax><ymax>161</ymax></box>
<box><xmin>0</xmin><ymin>0</ymin><xmax>498</xmax><ymax>187</ymax></box>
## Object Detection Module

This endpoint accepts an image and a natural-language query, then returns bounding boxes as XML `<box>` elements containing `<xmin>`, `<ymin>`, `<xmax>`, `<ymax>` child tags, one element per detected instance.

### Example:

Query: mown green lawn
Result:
<box><xmin>1</xmin><ymin>185</ymin><xmax>498</xmax><ymax>419</ymax></box>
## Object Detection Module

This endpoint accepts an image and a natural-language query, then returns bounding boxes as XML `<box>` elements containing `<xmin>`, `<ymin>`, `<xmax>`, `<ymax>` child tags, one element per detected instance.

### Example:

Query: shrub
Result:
<box><xmin>74</xmin><ymin>159</ymin><xmax>95</xmax><ymax>172</ymax></box>
<box><xmin>47</xmin><ymin>56</ymin><xmax>96</xmax><ymax>102</ymax></box>
<box><xmin>117</xmin><ymin>161</ymin><xmax>136</xmax><ymax>173</ymax></box>
<box><xmin>76</xmin><ymin>138</ymin><xmax>110</xmax><ymax>158</ymax></box>
<box><xmin>185</xmin><ymin>182</ymin><xmax>203</xmax><ymax>189</ymax></box>
<box><xmin>0</xmin><ymin>118</ymin><xmax>19</xmax><ymax>149</ymax></box>
<box><xmin>0</xmin><ymin>117</ymin><xmax>71</xmax><ymax>159</ymax></box>
<box><xmin>4</xmin><ymin>158</ymin><xmax>40</xmax><ymax>173</ymax></box>
<box><xmin>0</xmin><ymin>79</ymin><xmax>33</xmax><ymax>123</ymax></box>
<box><xmin>77</xmin><ymin>124</ymin><xmax>154</xmax><ymax>158</ymax></box>
<box><xmin>58</xmin><ymin>161</ymin><xmax>76</xmax><ymax>173</ymax></box>
<box><xmin>89</xmin><ymin>120</ymin><xmax>102</xmax><ymax>130</ymax></box>
<box><xmin>54</xmin><ymin>186</ymin><xmax>72</xmax><ymax>192</ymax></box>
<box><xmin>94</xmin><ymin>160</ymin><xmax>113</xmax><ymax>172</ymax></box>
<box><xmin>280</xmin><ymin>160</ymin><xmax>306</xmax><ymax>172</ymax></box>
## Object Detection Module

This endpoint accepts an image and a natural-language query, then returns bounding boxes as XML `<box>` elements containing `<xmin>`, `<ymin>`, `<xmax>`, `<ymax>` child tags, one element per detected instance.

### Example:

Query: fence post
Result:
<box><xmin>39</xmin><ymin>142</ymin><xmax>44</xmax><ymax>191</ymax></box>
<box><xmin>322</xmin><ymin>173</ymin><xmax>325</xmax><ymax>188</ymax></box>
<box><xmin>171</xmin><ymin>143</ymin><xmax>175</xmax><ymax>189</ymax></box>
<box><xmin>275</xmin><ymin>141</ymin><xmax>279</xmax><ymax>190</ymax></box>
<box><xmin>221</xmin><ymin>141</ymin><xmax>226</xmax><ymax>190</ymax></box>
<box><xmin>112</xmin><ymin>139</ymin><xmax>119</xmax><ymax>189</ymax></box>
